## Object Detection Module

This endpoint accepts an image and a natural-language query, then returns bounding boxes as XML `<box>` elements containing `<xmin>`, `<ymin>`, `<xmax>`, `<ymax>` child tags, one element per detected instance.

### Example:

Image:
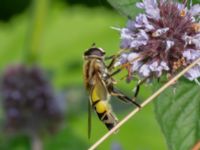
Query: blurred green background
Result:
<box><xmin>0</xmin><ymin>0</ymin><xmax>169</xmax><ymax>149</ymax></box>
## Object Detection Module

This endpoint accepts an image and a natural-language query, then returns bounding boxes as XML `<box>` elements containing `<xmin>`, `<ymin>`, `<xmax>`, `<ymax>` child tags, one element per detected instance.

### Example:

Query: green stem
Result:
<box><xmin>24</xmin><ymin>0</ymin><xmax>49</xmax><ymax>64</ymax></box>
<box><xmin>31</xmin><ymin>133</ymin><xmax>43</xmax><ymax>150</ymax></box>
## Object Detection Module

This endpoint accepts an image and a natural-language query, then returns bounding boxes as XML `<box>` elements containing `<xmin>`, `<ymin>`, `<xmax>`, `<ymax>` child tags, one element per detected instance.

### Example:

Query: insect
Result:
<box><xmin>83</xmin><ymin>45</ymin><xmax>140</xmax><ymax>138</ymax></box>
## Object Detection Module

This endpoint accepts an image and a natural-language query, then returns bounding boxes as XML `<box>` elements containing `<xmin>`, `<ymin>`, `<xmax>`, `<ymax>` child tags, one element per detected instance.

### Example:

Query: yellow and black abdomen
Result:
<box><xmin>90</xmin><ymin>75</ymin><xmax>118</xmax><ymax>130</ymax></box>
<box><xmin>94</xmin><ymin>100</ymin><xmax>118</xmax><ymax>130</ymax></box>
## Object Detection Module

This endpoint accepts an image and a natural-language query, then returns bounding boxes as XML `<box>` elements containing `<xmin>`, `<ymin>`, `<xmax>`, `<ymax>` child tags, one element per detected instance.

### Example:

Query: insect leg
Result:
<box><xmin>133</xmin><ymin>78</ymin><xmax>147</xmax><ymax>98</ymax></box>
<box><xmin>108</xmin><ymin>86</ymin><xmax>141</xmax><ymax>108</ymax></box>
<box><xmin>104</xmin><ymin>66</ymin><xmax>124</xmax><ymax>81</ymax></box>
<box><xmin>106</xmin><ymin>49</ymin><xmax>127</xmax><ymax>70</ymax></box>
<box><xmin>134</xmin><ymin>82</ymin><xmax>140</xmax><ymax>98</ymax></box>
<box><xmin>105</xmin><ymin>55</ymin><xmax>119</xmax><ymax>71</ymax></box>
<box><xmin>105</xmin><ymin>55</ymin><xmax>115</xmax><ymax>60</ymax></box>
<box><xmin>105</xmin><ymin>48</ymin><xmax>126</xmax><ymax>61</ymax></box>
<box><xmin>108</xmin><ymin>61</ymin><xmax>136</xmax><ymax>78</ymax></box>
<box><xmin>109</xmin><ymin>68</ymin><xmax>123</xmax><ymax>77</ymax></box>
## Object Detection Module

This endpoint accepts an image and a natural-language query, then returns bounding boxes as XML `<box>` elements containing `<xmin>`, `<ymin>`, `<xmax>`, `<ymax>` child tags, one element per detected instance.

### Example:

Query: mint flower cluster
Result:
<box><xmin>1</xmin><ymin>65</ymin><xmax>63</xmax><ymax>133</ymax></box>
<box><xmin>115</xmin><ymin>0</ymin><xmax>200</xmax><ymax>82</ymax></box>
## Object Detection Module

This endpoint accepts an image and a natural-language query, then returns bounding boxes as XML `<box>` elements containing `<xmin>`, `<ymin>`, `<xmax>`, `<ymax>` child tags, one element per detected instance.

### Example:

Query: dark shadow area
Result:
<box><xmin>0</xmin><ymin>0</ymin><xmax>112</xmax><ymax>22</ymax></box>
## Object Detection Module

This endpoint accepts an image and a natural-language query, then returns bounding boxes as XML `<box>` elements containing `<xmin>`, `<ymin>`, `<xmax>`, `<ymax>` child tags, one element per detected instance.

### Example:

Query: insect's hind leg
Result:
<box><xmin>108</xmin><ymin>86</ymin><xmax>141</xmax><ymax>108</ymax></box>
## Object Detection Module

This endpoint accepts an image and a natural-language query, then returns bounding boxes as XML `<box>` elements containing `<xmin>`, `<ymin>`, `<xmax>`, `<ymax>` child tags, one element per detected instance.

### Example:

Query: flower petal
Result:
<box><xmin>183</xmin><ymin>49</ymin><xmax>200</xmax><ymax>61</ymax></box>
<box><xmin>120</xmin><ymin>28</ymin><xmax>132</xmax><ymax>39</ymax></box>
<box><xmin>134</xmin><ymin>14</ymin><xmax>155</xmax><ymax>31</ymax></box>
<box><xmin>120</xmin><ymin>38</ymin><xmax>132</xmax><ymax>49</ymax></box>
<box><xmin>184</xmin><ymin>65</ymin><xmax>200</xmax><ymax>80</ymax></box>
<box><xmin>127</xmin><ymin>20</ymin><xmax>136</xmax><ymax>30</ymax></box>
<box><xmin>148</xmin><ymin>61</ymin><xmax>169</xmax><ymax>77</ymax></box>
<box><xmin>183</xmin><ymin>34</ymin><xmax>200</xmax><ymax>49</ymax></box>
<box><xmin>152</xmin><ymin>27</ymin><xmax>169</xmax><ymax>37</ymax></box>
<box><xmin>120</xmin><ymin>28</ymin><xmax>149</xmax><ymax>49</ymax></box>
<box><xmin>114</xmin><ymin>53</ymin><xmax>128</xmax><ymax>67</ymax></box>
<box><xmin>160</xmin><ymin>61</ymin><xmax>169</xmax><ymax>71</ymax></box>
<box><xmin>192</xmin><ymin>34</ymin><xmax>200</xmax><ymax>49</ymax></box>
<box><xmin>139</xmin><ymin>64</ymin><xmax>151</xmax><ymax>77</ymax></box>
<box><xmin>189</xmin><ymin>4</ymin><xmax>200</xmax><ymax>17</ymax></box>
<box><xmin>131</xmin><ymin>61</ymin><xmax>141</xmax><ymax>72</ymax></box>
<box><xmin>165</xmin><ymin>40</ymin><xmax>174</xmax><ymax>52</ymax></box>
<box><xmin>176</xmin><ymin>3</ymin><xmax>186</xmax><ymax>11</ymax></box>
<box><xmin>149</xmin><ymin>61</ymin><xmax>158</xmax><ymax>71</ymax></box>
<box><xmin>136</xmin><ymin>2</ymin><xmax>145</xmax><ymax>9</ymax></box>
<box><xmin>127</xmin><ymin>53</ymin><xmax>140</xmax><ymax>63</ymax></box>
<box><xmin>143</xmin><ymin>0</ymin><xmax>160</xmax><ymax>20</ymax></box>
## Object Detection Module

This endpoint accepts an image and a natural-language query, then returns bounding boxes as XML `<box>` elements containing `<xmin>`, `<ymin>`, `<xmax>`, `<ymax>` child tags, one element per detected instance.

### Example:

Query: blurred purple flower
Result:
<box><xmin>111</xmin><ymin>142</ymin><xmax>123</xmax><ymax>150</ymax></box>
<box><xmin>115</xmin><ymin>0</ymin><xmax>200</xmax><ymax>82</ymax></box>
<box><xmin>1</xmin><ymin>64</ymin><xmax>63</xmax><ymax>133</ymax></box>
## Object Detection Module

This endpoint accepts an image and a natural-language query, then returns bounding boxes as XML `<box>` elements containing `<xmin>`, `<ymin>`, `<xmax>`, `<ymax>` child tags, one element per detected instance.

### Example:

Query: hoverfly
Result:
<box><xmin>83</xmin><ymin>45</ymin><xmax>140</xmax><ymax>138</ymax></box>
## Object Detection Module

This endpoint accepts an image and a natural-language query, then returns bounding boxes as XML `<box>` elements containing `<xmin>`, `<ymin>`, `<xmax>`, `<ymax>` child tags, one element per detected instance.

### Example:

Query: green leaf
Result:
<box><xmin>107</xmin><ymin>0</ymin><xmax>139</xmax><ymax>18</ymax></box>
<box><xmin>154</xmin><ymin>79</ymin><xmax>200</xmax><ymax>150</ymax></box>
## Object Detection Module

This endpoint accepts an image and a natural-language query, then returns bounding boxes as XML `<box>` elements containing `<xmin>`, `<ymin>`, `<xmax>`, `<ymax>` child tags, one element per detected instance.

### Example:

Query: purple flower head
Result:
<box><xmin>1</xmin><ymin>65</ymin><xmax>63</xmax><ymax>133</ymax></box>
<box><xmin>116</xmin><ymin>0</ymin><xmax>200</xmax><ymax>82</ymax></box>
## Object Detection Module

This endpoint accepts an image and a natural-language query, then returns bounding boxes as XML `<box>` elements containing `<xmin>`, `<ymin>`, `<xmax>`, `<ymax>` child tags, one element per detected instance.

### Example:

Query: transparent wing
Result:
<box><xmin>90</xmin><ymin>75</ymin><xmax>108</xmax><ymax>102</ymax></box>
<box><xmin>88</xmin><ymin>97</ymin><xmax>92</xmax><ymax>139</ymax></box>
<box><xmin>88</xmin><ymin>74</ymin><xmax>108</xmax><ymax>138</ymax></box>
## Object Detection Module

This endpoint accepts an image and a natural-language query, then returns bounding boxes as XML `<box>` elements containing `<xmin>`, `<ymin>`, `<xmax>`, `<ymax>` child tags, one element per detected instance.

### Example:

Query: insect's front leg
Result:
<box><xmin>106</xmin><ymin>61</ymin><xmax>132</xmax><ymax>80</ymax></box>
<box><xmin>103</xmin><ymin>64</ymin><xmax>124</xmax><ymax>81</ymax></box>
<box><xmin>108</xmin><ymin>85</ymin><xmax>141</xmax><ymax>108</ymax></box>
<box><xmin>105</xmin><ymin>55</ymin><xmax>118</xmax><ymax>71</ymax></box>
<box><xmin>105</xmin><ymin>49</ymin><xmax>126</xmax><ymax>71</ymax></box>
<box><xmin>105</xmin><ymin>55</ymin><xmax>115</xmax><ymax>60</ymax></box>
<box><xmin>133</xmin><ymin>77</ymin><xmax>149</xmax><ymax>98</ymax></box>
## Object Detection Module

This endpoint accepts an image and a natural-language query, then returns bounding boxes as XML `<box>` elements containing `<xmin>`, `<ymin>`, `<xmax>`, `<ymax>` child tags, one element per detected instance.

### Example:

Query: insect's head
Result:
<box><xmin>84</xmin><ymin>47</ymin><xmax>105</xmax><ymax>59</ymax></box>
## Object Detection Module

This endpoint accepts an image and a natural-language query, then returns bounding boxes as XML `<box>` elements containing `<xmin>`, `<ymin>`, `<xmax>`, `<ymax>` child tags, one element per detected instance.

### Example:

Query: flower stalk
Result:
<box><xmin>24</xmin><ymin>0</ymin><xmax>49</xmax><ymax>64</ymax></box>
<box><xmin>31</xmin><ymin>133</ymin><xmax>43</xmax><ymax>150</ymax></box>
<box><xmin>23</xmin><ymin>0</ymin><xmax>49</xmax><ymax>149</ymax></box>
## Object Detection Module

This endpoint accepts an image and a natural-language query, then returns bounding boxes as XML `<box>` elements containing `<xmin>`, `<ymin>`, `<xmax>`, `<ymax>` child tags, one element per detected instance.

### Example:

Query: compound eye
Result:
<box><xmin>84</xmin><ymin>47</ymin><xmax>105</xmax><ymax>57</ymax></box>
<box><xmin>98</xmin><ymin>47</ymin><xmax>105</xmax><ymax>53</ymax></box>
